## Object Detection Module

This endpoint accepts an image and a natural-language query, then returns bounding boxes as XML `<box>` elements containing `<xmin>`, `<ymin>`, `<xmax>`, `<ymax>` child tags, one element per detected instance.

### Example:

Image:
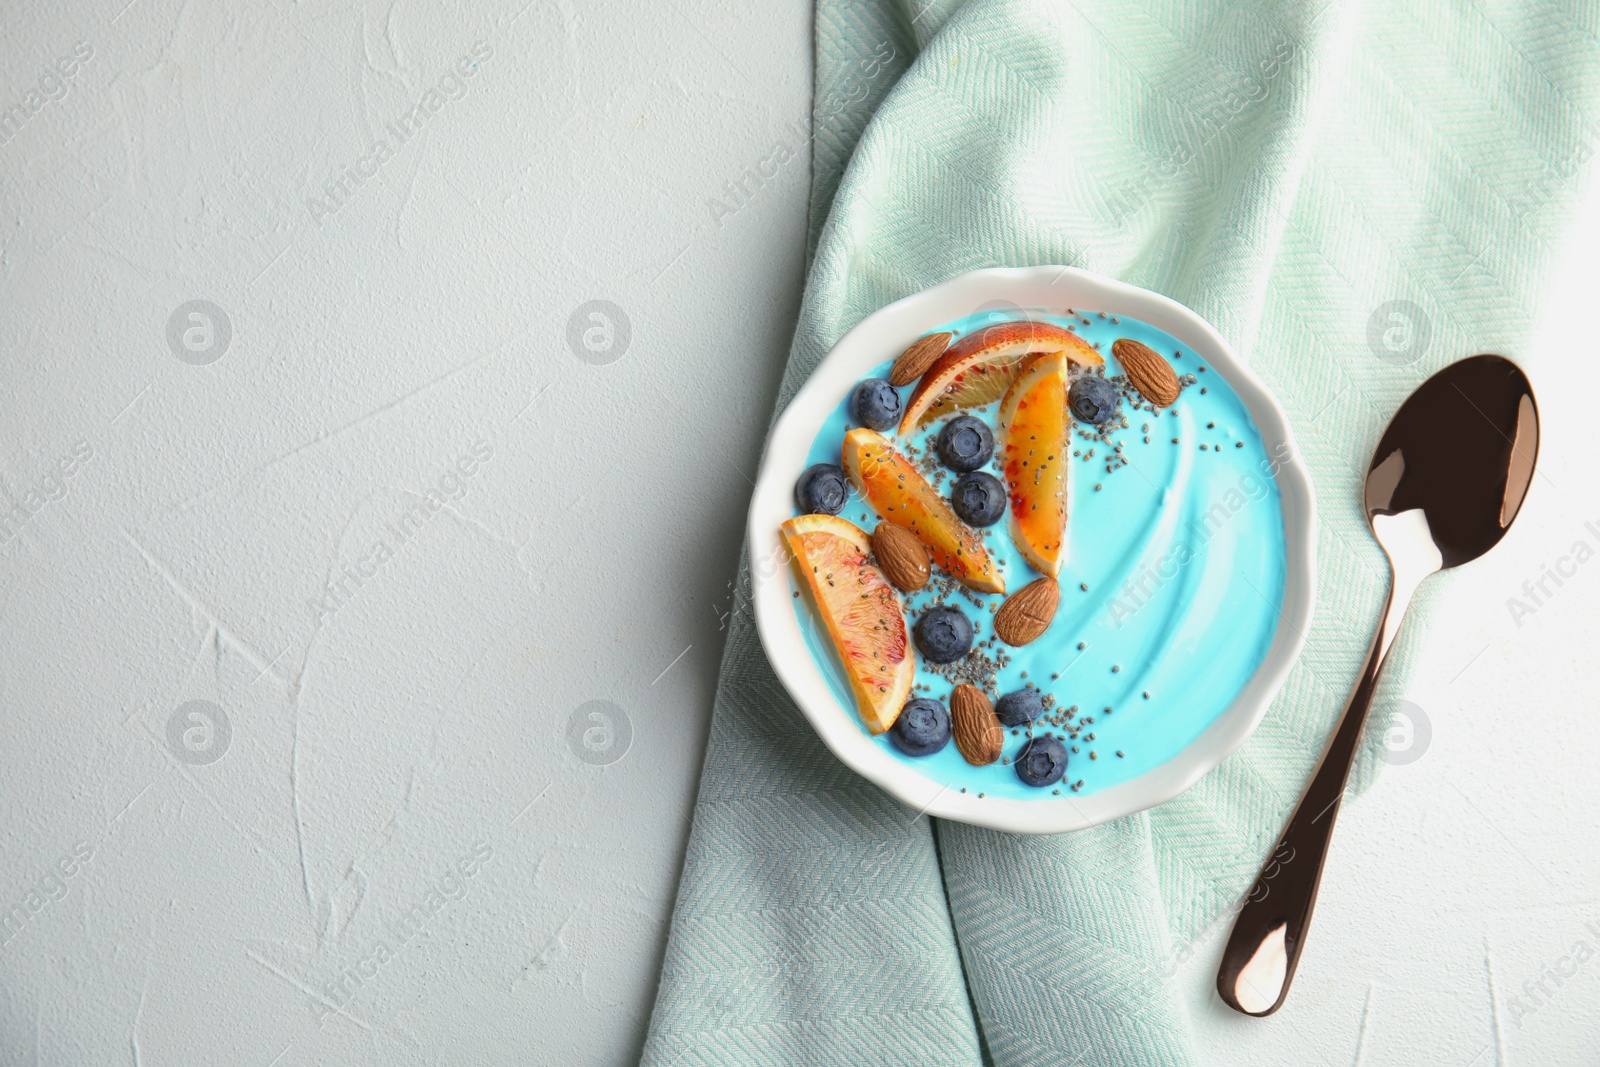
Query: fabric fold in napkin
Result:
<box><xmin>643</xmin><ymin>1</ymin><xmax>1598</xmax><ymax>1064</ymax></box>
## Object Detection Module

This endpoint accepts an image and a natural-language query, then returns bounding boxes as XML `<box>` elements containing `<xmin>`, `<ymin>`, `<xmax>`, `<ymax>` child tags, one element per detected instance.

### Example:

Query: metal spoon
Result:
<box><xmin>1216</xmin><ymin>354</ymin><xmax>1539</xmax><ymax>1016</ymax></box>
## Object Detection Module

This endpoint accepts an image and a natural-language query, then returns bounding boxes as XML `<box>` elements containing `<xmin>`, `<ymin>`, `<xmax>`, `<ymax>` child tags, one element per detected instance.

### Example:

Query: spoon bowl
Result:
<box><xmin>1217</xmin><ymin>354</ymin><xmax>1539</xmax><ymax>1016</ymax></box>
<box><xmin>1365</xmin><ymin>354</ymin><xmax>1539</xmax><ymax>564</ymax></box>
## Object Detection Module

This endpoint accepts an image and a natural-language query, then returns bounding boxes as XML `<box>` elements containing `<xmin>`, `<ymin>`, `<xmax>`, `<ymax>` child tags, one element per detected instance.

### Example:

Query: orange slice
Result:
<box><xmin>898</xmin><ymin>318</ymin><xmax>1103</xmax><ymax>434</ymax></box>
<box><xmin>841</xmin><ymin>428</ymin><xmax>1004</xmax><ymax>594</ymax></box>
<box><xmin>998</xmin><ymin>351</ymin><xmax>1071</xmax><ymax>577</ymax></box>
<box><xmin>780</xmin><ymin>514</ymin><xmax>915</xmax><ymax>734</ymax></box>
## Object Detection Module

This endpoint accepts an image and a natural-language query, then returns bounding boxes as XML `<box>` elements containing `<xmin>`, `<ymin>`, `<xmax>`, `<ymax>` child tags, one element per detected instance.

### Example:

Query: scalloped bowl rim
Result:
<box><xmin>747</xmin><ymin>266</ymin><xmax>1316</xmax><ymax>834</ymax></box>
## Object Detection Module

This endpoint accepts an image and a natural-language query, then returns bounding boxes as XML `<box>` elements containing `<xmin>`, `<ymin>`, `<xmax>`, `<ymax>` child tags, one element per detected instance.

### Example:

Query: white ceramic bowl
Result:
<box><xmin>748</xmin><ymin>266</ymin><xmax>1316</xmax><ymax>834</ymax></box>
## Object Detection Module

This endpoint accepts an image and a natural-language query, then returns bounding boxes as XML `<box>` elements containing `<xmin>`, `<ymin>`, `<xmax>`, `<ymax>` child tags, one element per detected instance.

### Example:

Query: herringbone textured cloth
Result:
<box><xmin>643</xmin><ymin>1</ymin><xmax>1598</xmax><ymax>1063</ymax></box>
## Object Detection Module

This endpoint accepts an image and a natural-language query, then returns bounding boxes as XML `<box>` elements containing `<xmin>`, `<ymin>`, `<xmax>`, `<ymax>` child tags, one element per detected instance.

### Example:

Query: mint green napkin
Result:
<box><xmin>643</xmin><ymin>2</ymin><xmax>1597</xmax><ymax>1063</ymax></box>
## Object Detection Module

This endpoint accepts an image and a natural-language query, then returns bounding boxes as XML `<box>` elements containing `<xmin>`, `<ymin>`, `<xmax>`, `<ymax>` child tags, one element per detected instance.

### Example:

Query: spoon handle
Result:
<box><xmin>1216</xmin><ymin>559</ymin><xmax>1426</xmax><ymax>1015</ymax></box>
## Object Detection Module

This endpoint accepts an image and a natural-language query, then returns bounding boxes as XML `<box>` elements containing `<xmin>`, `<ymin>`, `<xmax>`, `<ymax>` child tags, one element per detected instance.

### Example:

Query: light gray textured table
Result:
<box><xmin>3</xmin><ymin>1</ymin><xmax>1597</xmax><ymax>1064</ymax></box>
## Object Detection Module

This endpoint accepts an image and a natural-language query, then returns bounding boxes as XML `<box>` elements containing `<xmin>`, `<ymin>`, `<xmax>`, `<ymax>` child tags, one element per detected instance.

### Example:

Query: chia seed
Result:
<box><xmin>922</xmin><ymin>641</ymin><xmax>1011</xmax><ymax>693</ymax></box>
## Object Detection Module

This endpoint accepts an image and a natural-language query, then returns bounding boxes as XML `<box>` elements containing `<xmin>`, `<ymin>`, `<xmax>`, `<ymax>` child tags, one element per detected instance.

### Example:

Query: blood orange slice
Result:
<box><xmin>780</xmin><ymin>514</ymin><xmax>915</xmax><ymax>734</ymax></box>
<box><xmin>841</xmin><ymin>428</ymin><xmax>1004</xmax><ymax>594</ymax></box>
<box><xmin>898</xmin><ymin>318</ymin><xmax>1103</xmax><ymax>434</ymax></box>
<box><xmin>997</xmin><ymin>351</ymin><xmax>1071</xmax><ymax>577</ymax></box>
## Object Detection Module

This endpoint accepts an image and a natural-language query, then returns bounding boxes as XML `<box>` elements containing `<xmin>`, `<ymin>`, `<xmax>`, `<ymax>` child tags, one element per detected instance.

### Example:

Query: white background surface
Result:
<box><xmin>1</xmin><ymin>1</ymin><xmax>1596</xmax><ymax>1064</ymax></box>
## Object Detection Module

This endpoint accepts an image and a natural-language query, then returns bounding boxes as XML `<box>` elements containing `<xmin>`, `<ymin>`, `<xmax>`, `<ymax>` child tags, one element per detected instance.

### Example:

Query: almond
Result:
<box><xmin>1112</xmin><ymin>338</ymin><xmax>1181</xmax><ymax>407</ymax></box>
<box><xmin>871</xmin><ymin>522</ymin><xmax>930</xmax><ymax>592</ymax></box>
<box><xmin>950</xmin><ymin>684</ymin><xmax>1003</xmax><ymax>765</ymax></box>
<box><xmin>889</xmin><ymin>331</ymin><xmax>953</xmax><ymax>387</ymax></box>
<box><xmin>993</xmin><ymin>577</ymin><xmax>1059</xmax><ymax>646</ymax></box>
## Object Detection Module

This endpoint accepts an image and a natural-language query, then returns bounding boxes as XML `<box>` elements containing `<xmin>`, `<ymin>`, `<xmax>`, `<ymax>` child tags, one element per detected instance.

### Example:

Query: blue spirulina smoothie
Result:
<box><xmin>792</xmin><ymin>307</ymin><xmax>1288</xmax><ymax>800</ymax></box>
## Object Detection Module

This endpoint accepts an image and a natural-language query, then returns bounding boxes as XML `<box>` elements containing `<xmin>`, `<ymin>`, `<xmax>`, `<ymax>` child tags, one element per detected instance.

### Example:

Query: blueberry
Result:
<box><xmin>851</xmin><ymin>378</ymin><xmax>903</xmax><ymax>431</ymax></box>
<box><xmin>1068</xmin><ymin>374</ymin><xmax>1119</xmax><ymax>425</ymax></box>
<box><xmin>889</xmin><ymin>698</ymin><xmax>951</xmax><ymax>756</ymax></box>
<box><xmin>1014</xmin><ymin>735</ymin><xmax>1068</xmax><ymax>788</ymax></box>
<box><xmin>950</xmin><ymin>471</ymin><xmax>1006</xmax><ymax>527</ymax></box>
<box><xmin>936</xmin><ymin>415</ymin><xmax>994</xmax><ymax>472</ymax></box>
<box><xmin>914</xmin><ymin>606</ymin><xmax>973</xmax><ymax>663</ymax></box>
<box><xmin>995</xmin><ymin>689</ymin><xmax>1044</xmax><ymax>727</ymax></box>
<box><xmin>795</xmin><ymin>463</ymin><xmax>848</xmax><ymax>515</ymax></box>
